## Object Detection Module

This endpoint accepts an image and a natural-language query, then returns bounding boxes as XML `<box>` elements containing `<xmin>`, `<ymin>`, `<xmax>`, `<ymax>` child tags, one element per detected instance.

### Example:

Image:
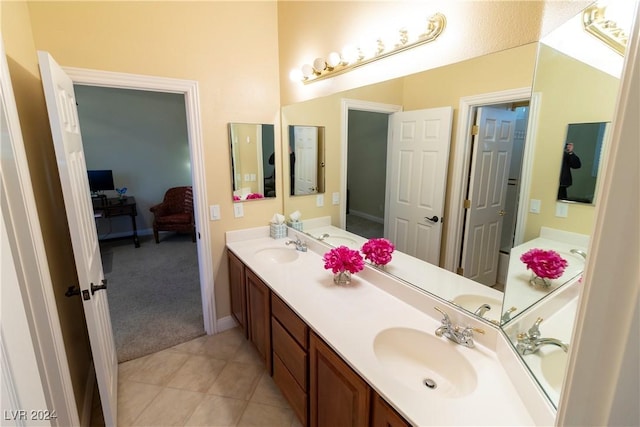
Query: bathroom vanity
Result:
<box><xmin>226</xmin><ymin>226</ymin><xmax>556</xmax><ymax>426</ymax></box>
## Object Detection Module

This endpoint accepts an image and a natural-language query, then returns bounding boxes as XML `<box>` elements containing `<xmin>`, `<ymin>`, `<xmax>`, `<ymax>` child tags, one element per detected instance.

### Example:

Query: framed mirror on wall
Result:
<box><xmin>557</xmin><ymin>122</ymin><xmax>608</xmax><ymax>204</ymax></box>
<box><xmin>228</xmin><ymin>123</ymin><xmax>275</xmax><ymax>201</ymax></box>
<box><xmin>288</xmin><ymin>125</ymin><xmax>326</xmax><ymax>196</ymax></box>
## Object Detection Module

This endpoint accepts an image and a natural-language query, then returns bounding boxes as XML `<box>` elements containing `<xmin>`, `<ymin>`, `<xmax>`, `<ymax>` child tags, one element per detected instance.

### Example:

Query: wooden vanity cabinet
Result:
<box><xmin>245</xmin><ymin>268</ymin><xmax>272</xmax><ymax>373</ymax></box>
<box><xmin>228</xmin><ymin>251</ymin><xmax>247</xmax><ymax>337</ymax></box>
<box><xmin>310</xmin><ymin>332</ymin><xmax>371</xmax><ymax>427</ymax></box>
<box><xmin>371</xmin><ymin>393</ymin><xmax>411</xmax><ymax>427</ymax></box>
<box><xmin>271</xmin><ymin>294</ymin><xmax>309</xmax><ymax>426</ymax></box>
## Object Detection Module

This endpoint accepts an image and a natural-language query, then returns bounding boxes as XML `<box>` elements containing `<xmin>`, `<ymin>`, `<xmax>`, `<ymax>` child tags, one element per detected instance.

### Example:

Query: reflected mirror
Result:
<box><xmin>557</xmin><ymin>122</ymin><xmax>608</xmax><ymax>204</ymax></box>
<box><xmin>288</xmin><ymin>125</ymin><xmax>326</xmax><ymax>196</ymax></box>
<box><xmin>228</xmin><ymin>123</ymin><xmax>276</xmax><ymax>201</ymax></box>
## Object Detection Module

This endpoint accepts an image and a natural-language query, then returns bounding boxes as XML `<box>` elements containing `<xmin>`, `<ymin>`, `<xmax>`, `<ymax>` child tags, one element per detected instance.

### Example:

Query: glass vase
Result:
<box><xmin>529</xmin><ymin>273</ymin><xmax>551</xmax><ymax>288</ymax></box>
<box><xmin>333</xmin><ymin>270</ymin><xmax>352</xmax><ymax>285</ymax></box>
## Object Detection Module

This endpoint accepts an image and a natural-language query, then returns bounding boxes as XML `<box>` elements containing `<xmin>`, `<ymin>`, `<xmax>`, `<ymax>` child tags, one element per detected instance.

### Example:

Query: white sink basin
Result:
<box><xmin>451</xmin><ymin>294</ymin><xmax>503</xmax><ymax>322</ymax></box>
<box><xmin>254</xmin><ymin>247</ymin><xmax>299</xmax><ymax>264</ymax></box>
<box><xmin>373</xmin><ymin>327</ymin><xmax>478</xmax><ymax>397</ymax></box>
<box><xmin>540</xmin><ymin>348</ymin><xmax>569</xmax><ymax>393</ymax></box>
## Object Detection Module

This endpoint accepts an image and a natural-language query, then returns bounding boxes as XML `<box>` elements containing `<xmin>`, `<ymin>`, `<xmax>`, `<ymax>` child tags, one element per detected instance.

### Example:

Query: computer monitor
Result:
<box><xmin>87</xmin><ymin>170</ymin><xmax>115</xmax><ymax>193</ymax></box>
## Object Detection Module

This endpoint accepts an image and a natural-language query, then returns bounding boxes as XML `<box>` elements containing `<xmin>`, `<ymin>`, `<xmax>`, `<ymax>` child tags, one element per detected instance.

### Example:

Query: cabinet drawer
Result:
<box><xmin>272</xmin><ymin>317</ymin><xmax>307</xmax><ymax>389</ymax></box>
<box><xmin>273</xmin><ymin>354</ymin><xmax>308</xmax><ymax>426</ymax></box>
<box><xmin>272</xmin><ymin>293</ymin><xmax>308</xmax><ymax>348</ymax></box>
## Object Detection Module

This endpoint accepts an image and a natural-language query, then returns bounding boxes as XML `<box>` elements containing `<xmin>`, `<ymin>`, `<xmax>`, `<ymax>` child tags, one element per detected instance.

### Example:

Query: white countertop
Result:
<box><xmin>226</xmin><ymin>226</ymin><xmax>553</xmax><ymax>426</ymax></box>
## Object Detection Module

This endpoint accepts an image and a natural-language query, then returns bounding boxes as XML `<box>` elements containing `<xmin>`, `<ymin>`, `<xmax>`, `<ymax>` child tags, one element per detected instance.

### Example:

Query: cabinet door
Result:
<box><xmin>246</xmin><ymin>269</ymin><xmax>272</xmax><ymax>372</ymax></box>
<box><xmin>228</xmin><ymin>251</ymin><xmax>247</xmax><ymax>337</ymax></box>
<box><xmin>371</xmin><ymin>392</ymin><xmax>411</xmax><ymax>427</ymax></box>
<box><xmin>310</xmin><ymin>332</ymin><xmax>370</xmax><ymax>427</ymax></box>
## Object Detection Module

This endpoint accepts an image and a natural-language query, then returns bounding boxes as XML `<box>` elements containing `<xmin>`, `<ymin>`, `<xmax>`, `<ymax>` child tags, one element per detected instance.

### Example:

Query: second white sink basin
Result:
<box><xmin>451</xmin><ymin>294</ymin><xmax>503</xmax><ymax>322</ymax></box>
<box><xmin>373</xmin><ymin>327</ymin><xmax>478</xmax><ymax>398</ymax></box>
<box><xmin>254</xmin><ymin>247</ymin><xmax>299</xmax><ymax>264</ymax></box>
<box><xmin>540</xmin><ymin>348</ymin><xmax>569</xmax><ymax>393</ymax></box>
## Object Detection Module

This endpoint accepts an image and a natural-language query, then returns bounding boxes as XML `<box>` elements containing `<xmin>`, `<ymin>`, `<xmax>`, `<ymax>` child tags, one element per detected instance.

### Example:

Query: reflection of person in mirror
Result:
<box><xmin>558</xmin><ymin>142</ymin><xmax>581</xmax><ymax>200</ymax></box>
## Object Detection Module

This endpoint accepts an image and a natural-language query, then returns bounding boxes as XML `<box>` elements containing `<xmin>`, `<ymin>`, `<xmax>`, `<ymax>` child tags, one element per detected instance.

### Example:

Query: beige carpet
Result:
<box><xmin>100</xmin><ymin>233</ymin><xmax>205</xmax><ymax>362</ymax></box>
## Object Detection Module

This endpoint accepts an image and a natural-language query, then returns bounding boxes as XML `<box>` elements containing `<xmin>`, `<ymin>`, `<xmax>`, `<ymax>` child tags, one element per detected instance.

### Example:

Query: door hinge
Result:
<box><xmin>456</xmin><ymin>267</ymin><xmax>464</xmax><ymax>275</ymax></box>
<box><xmin>464</xmin><ymin>199</ymin><xmax>471</xmax><ymax>209</ymax></box>
<box><xmin>471</xmin><ymin>125</ymin><xmax>479</xmax><ymax>136</ymax></box>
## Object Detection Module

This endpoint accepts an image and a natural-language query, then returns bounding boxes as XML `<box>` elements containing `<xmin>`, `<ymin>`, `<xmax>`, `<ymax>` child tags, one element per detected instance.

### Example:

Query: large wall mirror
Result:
<box><xmin>281</xmin><ymin>1</ymin><xmax>631</xmax><ymax>409</ymax></box>
<box><xmin>228</xmin><ymin>123</ymin><xmax>276</xmax><ymax>201</ymax></box>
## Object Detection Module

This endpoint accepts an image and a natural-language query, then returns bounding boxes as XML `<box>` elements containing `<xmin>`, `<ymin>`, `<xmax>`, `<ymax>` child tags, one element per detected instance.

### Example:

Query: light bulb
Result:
<box><xmin>327</xmin><ymin>52</ymin><xmax>342</xmax><ymax>68</ymax></box>
<box><xmin>312</xmin><ymin>57</ymin><xmax>327</xmax><ymax>73</ymax></box>
<box><xmin>289</xmin><ymin>68</ymin><xmax>303</xmax><ymax>82</ymax></box>
<box><xmin>341</xmin><ymin>44</ymin><xmax>359</xmax><ymax>64</ymax></box>
<box><xmin>301</xmin><ymin>64</ymin><xmax>314</xmax><ymax>79</ymax></box>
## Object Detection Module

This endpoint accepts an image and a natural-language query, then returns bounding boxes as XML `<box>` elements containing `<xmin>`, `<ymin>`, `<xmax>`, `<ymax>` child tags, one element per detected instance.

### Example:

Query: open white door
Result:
<box><xmin>461</xmin><ymin>106</ymin><xmax>516</xmax><ymax>286</ymax></box>
<box><xmin>38</xmin><ymin>51</ymin><xmax>117</xmax><ymax>426</ymax></box>
<box><xmin>293</xmin><ymin>125</ymin><xmax>318</xmax><ymax>195</ymax></box>
<box><xmin>386</xmin><ymin>107</ymin><xmax>453</xmax><ymax>265</ymax></box>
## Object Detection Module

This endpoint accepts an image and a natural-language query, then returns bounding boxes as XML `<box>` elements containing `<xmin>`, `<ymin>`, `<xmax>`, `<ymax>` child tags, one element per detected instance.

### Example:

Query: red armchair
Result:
<box><xmin>149</xmin><ymin>186</ymin><xmax>196</xmax><ymax>243</ymax></box>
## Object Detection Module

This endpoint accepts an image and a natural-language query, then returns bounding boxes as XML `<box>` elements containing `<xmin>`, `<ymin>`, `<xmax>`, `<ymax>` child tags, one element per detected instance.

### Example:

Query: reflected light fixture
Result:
<box><xmin>583</xmin><ymin>2</ymin><xmax>629</xmax><ymax>55</ymax></box>
<box><xmin>292</xmin><ymin>12</ymin><xmax>446</xmax><ymax>84</ymax></box>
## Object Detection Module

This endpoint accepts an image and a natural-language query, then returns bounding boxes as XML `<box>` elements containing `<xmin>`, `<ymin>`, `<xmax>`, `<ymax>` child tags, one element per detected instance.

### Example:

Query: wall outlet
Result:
<box><xmin>530</xmin><ymin>199</ymin><xmax>541</xmax><ymax>214</ymax></box>
<box><xmin>210</xmin><ymin>204</ymin><xmax>221</xmax><ymax>221</ymax></box>
<box><xmin>233</xmin><ymin>203</ymin><xmax>244</xmax><ymax>218</ymax></box>
<box><xmin>332</xmin><ymin>192</ymin><xmax>340</xmax><ymax>205</ymax></box>
<box><xmin>316</xmin><ymin>194</ymin><xmax>324</xmax><ymax>207</ymax></box>
<box><xmin>555</xmin><ymin>202</ymin><xmax>569</xmax><ymax>218</ymax></box>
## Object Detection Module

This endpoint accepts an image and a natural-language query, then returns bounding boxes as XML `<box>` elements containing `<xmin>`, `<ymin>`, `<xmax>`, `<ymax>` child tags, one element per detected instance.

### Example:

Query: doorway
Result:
<box><xmin>65</xmin><ymin>67</ymin><xmax>217</xmax><ymax>339</ymax></box>
<box><xmin>75</xmin><ymin>85</ymin><xmax>204</xmax><ymax>362</ymax></box>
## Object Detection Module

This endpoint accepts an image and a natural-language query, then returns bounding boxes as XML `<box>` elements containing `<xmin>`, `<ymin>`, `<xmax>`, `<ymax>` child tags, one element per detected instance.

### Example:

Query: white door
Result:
<box><xmin>293</xmin><ymin>125</ymin><xmax>318</xmax><ymax>195</ymax></box>
<box><xmin>38</xmin><ymin>51</ymin><xmax>118</xmax><ymax>426</ymax></box>
<box><xmin>386</xmin><ymin>107</ymin><xmax>453</xmax><ymax>265</ymax></box>
<box><xmin>461</xmin><ymin>107</ymin><xmax>516</xmax><ymax>286</ymax></box>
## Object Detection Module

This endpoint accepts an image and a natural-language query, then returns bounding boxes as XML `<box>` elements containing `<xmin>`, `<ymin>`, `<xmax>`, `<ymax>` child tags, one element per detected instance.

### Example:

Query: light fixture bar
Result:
<box><xmin>298</xmin><ymin>12</ymin><xmax>446</xmax><ymax>84</ymax></box>
<box><xmin>583</xmin><ymin>4</ymin><xmax>628</xmax><ymax>56</ymax></box>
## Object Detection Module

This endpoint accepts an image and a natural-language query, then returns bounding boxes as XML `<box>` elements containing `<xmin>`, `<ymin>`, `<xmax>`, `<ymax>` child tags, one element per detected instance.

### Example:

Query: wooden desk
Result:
<box><xmin>93</xmin><ymin>196</ymin><xmax>140</xmax><ymax>248</ymax></box>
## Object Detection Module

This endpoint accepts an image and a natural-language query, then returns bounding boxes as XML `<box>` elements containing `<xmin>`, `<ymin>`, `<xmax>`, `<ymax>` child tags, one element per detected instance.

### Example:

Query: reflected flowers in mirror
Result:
<box><xmin>361</xmin><ymin>238</ymin><xmax>395</xmax><ymax>268</ymax></box>
<box><xmin>323</xmin><ymin>245</ymin><xmax>364</xmax><ymax>285</ymax></box>
<box><xmin>520</xmin><ymin>248</ymin><xmax>568</xmax><ymax>288</ymax></box>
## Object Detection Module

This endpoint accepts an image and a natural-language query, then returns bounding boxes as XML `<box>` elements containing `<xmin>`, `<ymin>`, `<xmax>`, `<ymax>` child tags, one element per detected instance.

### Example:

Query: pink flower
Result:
<box><xmin>246</xmin><ymin>193</ymin><xmax>264</xmax><ymax>199</ymax></box>
<box><xmin>361</xmin><ymin>238</ymin><xmax>395</xmax><ymax>266</ymax></box>
<box><xmin>323</xmin><ymin>246</ymin><xmax>364</xmax><ymax>274</ymax></box>
<box><xmin>520</xmin><ymin>248</ymin><xmax>568</xmax><ymax>279</ymax></box>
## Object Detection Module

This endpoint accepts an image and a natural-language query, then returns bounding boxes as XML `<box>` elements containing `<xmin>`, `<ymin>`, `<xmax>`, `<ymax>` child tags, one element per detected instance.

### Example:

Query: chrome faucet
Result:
<box><xmin>570</xmin><ymin>248</ymin><xmax>587</xmax><ymax>260</ymax></box>
<box><xmin>516</xmin><ymin>317</ymin><xmax>569</xmax><ymax>355</ymax></box>
<box><xmin>501</xmin><ymin>306</ymin><xmax>517</xmax><ymax>323</ymax></box>
<box><xmin>434</xmin><ymin>307</ymin><xmax>484</xmax><ymax>348</ymax></box>
<box><xmin>317</xmin><ymin>233</ymin><xmax>330</xmax><ymax>241</ymax></box>
<box><xmin>285</xmin><ymin>237</ymin><xmax>307</xmax><ymax>252</ymax></box>
<box><xmin>473</xmin><ymin>303</ymin><xmax>491</xmax><ymax>317</ymax></box>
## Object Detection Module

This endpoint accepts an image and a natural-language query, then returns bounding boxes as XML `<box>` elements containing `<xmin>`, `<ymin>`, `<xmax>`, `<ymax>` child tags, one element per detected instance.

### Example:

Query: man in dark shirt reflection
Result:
<box><xmin>558</xmin><ymin>142</ymin><xmax>581</xmax><ymax>200</ymax></box>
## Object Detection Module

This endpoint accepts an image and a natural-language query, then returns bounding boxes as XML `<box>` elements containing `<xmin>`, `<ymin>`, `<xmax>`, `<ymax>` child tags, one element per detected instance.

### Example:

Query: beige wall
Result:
<box><xmin>1</xmin><ymin>0</ymin><xmax>92</xmax><ymax>417</ymax></box>
<box><xmin>25</xmin><ymin>1</ymin><xmax>283</xmax><ymax>322</ymax></box>
<box><xmin>524</xmin><ymin>44</ymin><xmax>621</xmax><ymax>240</ymax></box>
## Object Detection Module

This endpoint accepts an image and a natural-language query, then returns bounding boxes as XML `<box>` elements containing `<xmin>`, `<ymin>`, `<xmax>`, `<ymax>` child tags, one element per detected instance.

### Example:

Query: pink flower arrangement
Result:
<box><xmin>520</xmin><ymin>248</ymin><xmax>568</xmax><ymax>279</ymax></box>
<box><xmin>323</xmin><ymin>245</ymin><xmax>365</xmax><ymax>274</ymax></box>
<box><xmin>361</xmin><ymin>238</ymin><xmax>395</xmax><ymax>266</ymax></box>
<box><xmin>246</xmin><ymin>193</ymin><xmax>264</xmax><ymax>199</ymax></box>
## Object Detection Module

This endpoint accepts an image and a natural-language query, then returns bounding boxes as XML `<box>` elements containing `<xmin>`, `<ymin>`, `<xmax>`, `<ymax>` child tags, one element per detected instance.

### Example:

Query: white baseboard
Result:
<box><xmin>215</xmin><ymin>315</ymin><xmax>238</xmax><ymax>333</ymax></box>
<box><xmin>81</xmin><ymin>362</ymin><xmax>96</xmax><ymax>427</ymax></box>
<box><xmin>348</xmin><ymin>209</ymin><xmax>384</xmax><ymax>224</ymax></box>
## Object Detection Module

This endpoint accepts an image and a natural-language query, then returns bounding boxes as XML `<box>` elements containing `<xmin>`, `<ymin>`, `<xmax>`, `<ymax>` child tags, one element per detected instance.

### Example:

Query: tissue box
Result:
<box><xmin>270</xmin><ymin>223</ymin><xmax>288</xmax><ymax>239</ymax></box>
<box><xmin>287</xmin><ymin>221</ymin><xmax>304</xmax><ymax>232</ymax></box>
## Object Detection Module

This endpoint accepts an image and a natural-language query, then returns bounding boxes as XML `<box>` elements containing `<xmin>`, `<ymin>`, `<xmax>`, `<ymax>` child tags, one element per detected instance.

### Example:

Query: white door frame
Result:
<box><xmin>63</xmin><ymin>67</ymin><xmax>217</xmax><ymax>334</ymax></box>
<box><xmin>340</xmin><ymin>99</ymin><xmax>402</xmax><ymax>229</ymax></box>
<box><xmin>444</xmin><ymin>87</ymin><xmax>539</xmax><ymax>271</ymax></box>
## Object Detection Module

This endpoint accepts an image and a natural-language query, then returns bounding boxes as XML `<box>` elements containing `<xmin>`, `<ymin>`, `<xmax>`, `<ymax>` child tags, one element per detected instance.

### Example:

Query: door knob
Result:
<box><xmin>498</xmin><ymin>210</ymin><xmax>506</xmax><ymax>216</ymax></box>
<box><xmin>91</xmin><ymin>279</ymin><xmax>108</xmax><ymax>295</ymax></box>
<box><xmin>65</xmin><ymin>285</ymin><xmax>81</xmax><ymax>297</ymax></box>
<box><xmin>425</xmin><ymin>215</ymin><xmax>440</xmax><ymax>223</ymax></box>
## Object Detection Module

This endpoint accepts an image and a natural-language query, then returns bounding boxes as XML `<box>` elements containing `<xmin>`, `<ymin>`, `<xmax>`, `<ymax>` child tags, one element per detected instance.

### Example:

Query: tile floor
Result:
<box><xmin>115</xmin><ymin>327</ymin><xmax>301</xmax><ymax>426</ymax></box>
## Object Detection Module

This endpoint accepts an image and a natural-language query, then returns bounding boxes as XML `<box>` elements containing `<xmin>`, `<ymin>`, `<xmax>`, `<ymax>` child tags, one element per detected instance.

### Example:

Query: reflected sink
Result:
<box><xmin>254</xmin><ymin>247</ymin><xmax>299</xmax><ymax>264</ymax></box>
<box><xmin>373</xmin><ymin>327</ymin><xmax>478</xmax><ymax>397</ymax></box>
<box><xmin>540</xmin><ymin>349</ymin><xmax>569</xmax><ymax>393</ymax></box>
<box><xmin>322</xmin><ymin>235</ymin><xmax>358</xmax><ymax>247</ymax></box>
<box><xmin>451</xmin><ymin>294</ymin><xmax>503</xmax><ymax>321</ymax></box>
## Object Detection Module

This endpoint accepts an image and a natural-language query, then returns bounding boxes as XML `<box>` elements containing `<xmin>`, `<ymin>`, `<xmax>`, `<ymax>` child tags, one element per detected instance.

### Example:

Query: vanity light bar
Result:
<box><xmin>583</xmin><ymin>4</ymin><xmax>628</xmax><ymax>55</ymax></box>
<box><xmin>291</xmin><ymin>12</ymin><xmax>446</xmax><ymax>84</ymax></box>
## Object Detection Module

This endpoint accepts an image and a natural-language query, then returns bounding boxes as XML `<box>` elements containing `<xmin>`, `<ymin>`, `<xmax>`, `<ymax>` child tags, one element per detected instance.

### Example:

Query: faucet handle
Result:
<box><xmin>528</xmin><ymin>317</ymin><xmax>543</xmax><ymax>339</ymax></box>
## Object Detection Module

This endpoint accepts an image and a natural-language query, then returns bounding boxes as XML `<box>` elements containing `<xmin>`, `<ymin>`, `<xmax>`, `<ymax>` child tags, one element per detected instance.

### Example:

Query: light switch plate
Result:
<box><xmin>530</xmin><ymin>199</ymin><xmax>541</xmax><ymax>214</ymax></box>
<box><xmin>332</xmin><ymin>192</ymin><xmax>340</xmax><ymax>205</ymax></box>
<box><xmin>555</xmin><ymin>202</ymin><xmax>569</xmax><ymax>218</ymax></box>
<box><xmin>316</xmin><ymin>194</ymin><xmax>324</xmax><ymax>207</ymax></box>
<box><xmin>234</xmin><ymin>203</ymin><xmax>244</xmax><ymax>218</ymax></box>
<box><xmin>210</xmin><ymin>204</ymin><xmax>221</xmax><ymax>221</ymax></box>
